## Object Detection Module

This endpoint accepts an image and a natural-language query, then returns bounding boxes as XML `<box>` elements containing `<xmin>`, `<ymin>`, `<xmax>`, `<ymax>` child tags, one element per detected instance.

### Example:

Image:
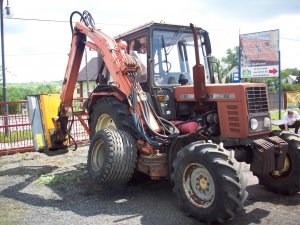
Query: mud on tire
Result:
<box><xmin>87</xmin><ymin>129</ymin><xmax>137</xmax><ymax>185</ymax></box>
<box><xmin>171</xmin><ymin>142</ymin><xmax>247</xmax><ymax>224</ymax></box>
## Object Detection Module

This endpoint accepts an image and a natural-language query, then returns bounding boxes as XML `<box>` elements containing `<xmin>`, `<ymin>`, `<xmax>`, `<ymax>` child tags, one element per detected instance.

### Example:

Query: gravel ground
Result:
<box><xmin>0</xmin><ymin>145</ymin><xmax>300</xmax><ymax>225</ymax></box>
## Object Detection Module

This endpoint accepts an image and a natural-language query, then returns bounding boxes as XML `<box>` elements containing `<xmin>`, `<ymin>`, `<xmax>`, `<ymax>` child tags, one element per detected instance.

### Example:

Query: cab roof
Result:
<box><xmin>114</xmin><ymin>21</ymin><xmax>201</xmax><ymax>39</ymax></box>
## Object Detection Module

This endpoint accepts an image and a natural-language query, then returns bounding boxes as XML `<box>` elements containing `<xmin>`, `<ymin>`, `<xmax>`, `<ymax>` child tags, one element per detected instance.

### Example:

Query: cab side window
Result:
<box><xmin>128</xmin><ymin>36</ymin><xmax>147</xmax><ymax>82</ymax></box>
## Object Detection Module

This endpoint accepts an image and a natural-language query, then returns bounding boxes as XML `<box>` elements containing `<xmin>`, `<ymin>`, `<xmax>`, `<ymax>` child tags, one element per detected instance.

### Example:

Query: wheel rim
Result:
<box><xmin>91</xmin><ymin>139</ymin><xmax>105</xmax><ymax>172</ymax></box>
<box><xmin>183</xmin><ymin>163</ymin><xmax>215</xmax><ymax>208</ymax></box>
<box><xmin>271</xmin><ymin>156</ymin><xmax>291</xmax><ymax>177</ymax></box>
<box><xmin>96</xmin><ymin>114</ymin><xmax>116</xmax><ymax>131</ymax></box>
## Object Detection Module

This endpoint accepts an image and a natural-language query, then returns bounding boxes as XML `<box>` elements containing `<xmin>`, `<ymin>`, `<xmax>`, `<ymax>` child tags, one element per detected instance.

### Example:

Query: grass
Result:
<box><xmin>35</xmin><ymin>171</ymin><xmax>83</xmax><ymax>185</ymax></box>
<box><xmin>0</xmin><ymin>130</ymin><xmax>32</xmax><ymax>143</ymax></box>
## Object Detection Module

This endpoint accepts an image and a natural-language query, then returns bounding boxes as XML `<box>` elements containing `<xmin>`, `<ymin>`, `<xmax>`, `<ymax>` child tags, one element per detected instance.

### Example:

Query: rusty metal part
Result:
<box><xmin>272</xmin><ymin>157</ymin><xmax>290</xmax><ymax>176</ymax></box>
<box><xmin>137</xmin><ymin>153</ymin><xmax>168</xmax><ymax>179</ymax></box>
<box><xmin>250</xmin><ymin>136</ymin><xmax>289</xmax><ymax>175</ymax></box>
<box><xmin>251</xmin><ymin>138</ymin><xmax>276</xmax><ymax>175</ymax></box>
<box><xmin>137</xmin><ymin>140</ymin><xmax>155</xmax><ymax>155</ymax></box>
<box><xmin>267</xmin><ymin>136</ymin><xmax>288</xmax><ymax>170</ymax></box>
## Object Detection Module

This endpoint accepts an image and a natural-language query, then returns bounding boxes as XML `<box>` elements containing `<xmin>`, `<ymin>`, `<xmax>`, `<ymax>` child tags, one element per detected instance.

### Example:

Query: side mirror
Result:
<box><xmin>4</xmin><ymin>6</ymin><xmax>13</xmax><ymax>17</ymax></box>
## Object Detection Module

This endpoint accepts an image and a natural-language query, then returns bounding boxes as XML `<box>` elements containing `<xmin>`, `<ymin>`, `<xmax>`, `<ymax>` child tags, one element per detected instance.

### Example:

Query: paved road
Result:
<box><xmin>0</xmin><ymin>145</ymin><xmax>299</xmax><ymax>225</ymax></box>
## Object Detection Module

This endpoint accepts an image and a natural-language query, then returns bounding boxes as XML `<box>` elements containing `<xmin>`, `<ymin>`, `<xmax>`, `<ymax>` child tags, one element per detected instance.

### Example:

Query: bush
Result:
<box><xmin>281</xmin><ymin>83</ymin><xmax>300</xmax><ymax>92</ymax></box>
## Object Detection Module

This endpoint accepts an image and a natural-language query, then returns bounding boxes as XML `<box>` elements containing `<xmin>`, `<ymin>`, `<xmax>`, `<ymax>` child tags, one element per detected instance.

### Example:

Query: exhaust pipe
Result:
<box><xmin>190</xmin><ymin>23</ymin><xmax>206</xmax><ymax>100</ymax></box>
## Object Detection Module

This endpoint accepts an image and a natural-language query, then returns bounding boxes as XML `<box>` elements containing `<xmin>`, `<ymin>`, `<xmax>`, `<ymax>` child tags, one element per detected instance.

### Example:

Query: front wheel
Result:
<box><xmin>171</xmin><ymin>142</ymin><xmax>247</xmax><ymax>224</ymax></box>
<box><xmin>257</xmin><ymin>132</ymin><xmax>300</xmax><ymax>195</ymax></box>
<box><xmin>87</xmin><ymin>129</ymin><xmax>137</xmax><ymax>185</ymax></box>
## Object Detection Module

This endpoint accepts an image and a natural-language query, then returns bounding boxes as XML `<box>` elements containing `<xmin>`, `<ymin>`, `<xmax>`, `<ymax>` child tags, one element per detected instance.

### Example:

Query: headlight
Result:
<box><xmin>250</xmin><ymin>118</ymin><xmax>258</xmax><ymax>130</ymax></box>
<box><xmin>263</xmin><ymin>117</ymin><xmax>271</xmax><ymax>128</ymax></box>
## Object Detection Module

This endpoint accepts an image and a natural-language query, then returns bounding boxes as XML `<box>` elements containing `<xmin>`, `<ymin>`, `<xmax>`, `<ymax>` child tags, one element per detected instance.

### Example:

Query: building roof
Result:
<box><xmin>289</xmin><ymin>75</ymin><xmax>297</xmax><ymax>82</ymax></box>
<box><xmin>77</xmin><ymin>57</ymin><xmax>99</xmax><ymax>81</ymax></box>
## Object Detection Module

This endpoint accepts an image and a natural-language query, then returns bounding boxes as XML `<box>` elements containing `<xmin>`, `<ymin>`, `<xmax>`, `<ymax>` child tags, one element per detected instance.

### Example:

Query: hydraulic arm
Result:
<box><xmin>51</xmin><ymin>11</ymin><xmax>178</xmax><ymax>149</ymax></box>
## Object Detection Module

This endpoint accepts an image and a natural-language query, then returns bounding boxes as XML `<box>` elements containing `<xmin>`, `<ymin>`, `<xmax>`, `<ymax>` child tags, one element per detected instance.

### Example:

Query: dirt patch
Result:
<box><xmin>0</xmin><ymin>145</ymin><xmax>300</xmax><ymax>225</ymax></box>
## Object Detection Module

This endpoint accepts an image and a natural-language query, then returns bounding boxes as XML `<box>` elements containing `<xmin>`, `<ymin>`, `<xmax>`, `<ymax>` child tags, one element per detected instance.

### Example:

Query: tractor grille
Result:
<box><xmin>246</xmin><ymin>86</ymin><xmax>269</xmax><ymax>113</ymax></box>
<box><xmin>227</xmin><ymin>104</ymin><xmax>241</xmax><ymax>133</ymax></box>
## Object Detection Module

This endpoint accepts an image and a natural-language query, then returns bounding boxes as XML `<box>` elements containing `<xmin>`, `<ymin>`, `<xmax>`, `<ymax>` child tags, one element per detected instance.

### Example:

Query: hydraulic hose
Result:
<box><xmin>69</xmin><ymin>10</ymin><xmax>95</xmax><ymax>34</ymax></box>
<box><xmin>70</xmin><ymin>11</ymin><xmax>85</xmax><ymax>33</ymax></box>
<box><xmin>130</xmin><ymin>73</ymin><xmax>176</xmax><ymax>146</ymax></box>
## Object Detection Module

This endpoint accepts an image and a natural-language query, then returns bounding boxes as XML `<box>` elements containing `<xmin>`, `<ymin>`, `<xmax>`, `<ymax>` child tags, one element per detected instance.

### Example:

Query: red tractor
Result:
<box><xmin>51</xmin><ymin>11</ymin><xmax>300</xmax><ymax>223</ymax></box>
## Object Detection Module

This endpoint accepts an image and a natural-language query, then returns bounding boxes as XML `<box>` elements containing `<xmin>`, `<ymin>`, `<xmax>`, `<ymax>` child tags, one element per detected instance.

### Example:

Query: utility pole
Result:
<box><xmin>1</xmin><ymin>0</ymin><xmax>12</xmax><ymax>133</ymax></box>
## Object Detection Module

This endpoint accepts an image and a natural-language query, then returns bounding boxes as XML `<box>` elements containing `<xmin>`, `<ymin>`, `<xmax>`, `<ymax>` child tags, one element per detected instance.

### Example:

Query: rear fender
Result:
<box><xmin>88</xmin><ymin>91</ymin><xmax>126</xmax><ymax>110</ymax></box>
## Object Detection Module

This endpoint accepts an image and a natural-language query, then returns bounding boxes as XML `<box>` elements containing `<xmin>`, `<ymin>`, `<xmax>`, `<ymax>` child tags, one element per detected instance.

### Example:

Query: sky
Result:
<box><xmin>3</xmin><ymin>0</ymin><xmax>300</xmax><ymax>83</ymax></box>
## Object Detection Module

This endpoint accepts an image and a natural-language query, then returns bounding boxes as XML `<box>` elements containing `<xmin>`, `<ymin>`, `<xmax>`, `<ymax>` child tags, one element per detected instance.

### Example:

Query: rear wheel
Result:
<box><xmin>171</xmin><ymin>142</ymin><xmax>247</xmax><ymax>224</ymax></box>
<box><xmin>89</xmin><ymin>96</ymin><xmax>138</xmax><ymax>139</ymax></box>
<box><xmin>257</xmin><ymin>132</ymin><xmax>300</xmax><ymax>195</ymax></box>
<box><xmin>87</xmin><ymin>129</ymin><xmax>137</xmax><ymax>185</ymax></box>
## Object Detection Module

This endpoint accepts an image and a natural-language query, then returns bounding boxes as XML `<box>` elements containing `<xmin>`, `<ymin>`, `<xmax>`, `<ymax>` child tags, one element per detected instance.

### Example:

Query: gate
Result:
<box><xmin>0</xmin><ymin>99</ymin><xmax>89</xmax><ymax>155</ymax></box>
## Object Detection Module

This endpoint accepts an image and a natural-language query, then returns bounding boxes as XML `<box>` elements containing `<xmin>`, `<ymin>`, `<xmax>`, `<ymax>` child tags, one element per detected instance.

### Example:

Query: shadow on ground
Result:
<box><xmin>1</xmin><ymin>162</ymin><xmax>299</xmax><ymax>225</ymax></box>
<box><xmin>0</xmin><ymin>164</ymin><xmax>198</xmax><ymax>225</ymax></box>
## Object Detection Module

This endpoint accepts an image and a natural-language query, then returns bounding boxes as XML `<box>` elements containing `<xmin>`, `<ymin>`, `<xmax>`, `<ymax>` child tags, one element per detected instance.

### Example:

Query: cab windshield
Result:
<box><xmin>152</xmin><ymin>29</ymin><xmax>207</xmax><ymax>86</ymax></box>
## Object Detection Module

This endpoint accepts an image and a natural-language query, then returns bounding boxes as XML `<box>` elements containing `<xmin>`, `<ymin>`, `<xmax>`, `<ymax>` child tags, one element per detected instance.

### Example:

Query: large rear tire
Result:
<box><xmin>171</xmin><ymin>142</ymin><xmax>247</xmax><ymax>224</ymax></box>
<box><xmin>87</xmin><ymin>129</ymin><xmax>137</xmax><ymax>185</ymax></box>
<box><xmin>89</xmin><ymin>96</ymin><xmax>137</xmax><ymax>139</ymax></box>
<box><xmin>257</xmin><ymin>132</ymin><xmax>300</xmax><ymax>195</ymax></box>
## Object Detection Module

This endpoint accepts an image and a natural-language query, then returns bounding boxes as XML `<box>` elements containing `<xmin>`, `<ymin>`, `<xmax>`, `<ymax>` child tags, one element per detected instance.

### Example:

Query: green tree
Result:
<box><xmin>210</xmin><ymin>55</ymin><xmax>221</xmax><ymax>82</ymax></box>
<box><xmin>225</xmin><ymin>76</ymin><xmax>231</xmax><ymax>83</ymax></box>
<box><xmin>36</xmin><ymin>84</ymin><xmax>57</xmax><ymax>94</ymax></box>
<box><xmin>282</xmin><ymin>83</ymin><xmax>300</xmax><ymax>92</ymax></box>
<box><xmin>220</xmin><ymin>46</ymin><xmax>239</xmax><ymax>79</ymax></box>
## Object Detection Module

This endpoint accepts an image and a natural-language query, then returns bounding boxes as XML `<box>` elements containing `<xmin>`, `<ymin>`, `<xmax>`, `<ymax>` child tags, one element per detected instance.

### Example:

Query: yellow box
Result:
<box><xmin>39</xmin><ymin>94</ymin><xmax>61</xmax><ymax>148</ymax></box>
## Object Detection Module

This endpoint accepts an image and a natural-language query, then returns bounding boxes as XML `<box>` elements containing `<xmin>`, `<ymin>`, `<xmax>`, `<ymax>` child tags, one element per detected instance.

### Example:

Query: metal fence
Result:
<box><xmin>0</xmin><ymin>99</ymin><xmax>89</xmax><ymax>155</ymax></box>
<box><xmin>268</xmin><ymin>92</ymin><xmax>284</xmax><ymax>110</ymax></box>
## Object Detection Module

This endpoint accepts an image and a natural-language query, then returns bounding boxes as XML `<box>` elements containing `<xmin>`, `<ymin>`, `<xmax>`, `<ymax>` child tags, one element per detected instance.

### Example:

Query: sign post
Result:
<box><xmin>278</xmin><ymin>51</ymin><xmax>281</xmax><ymax>118</ymax></box>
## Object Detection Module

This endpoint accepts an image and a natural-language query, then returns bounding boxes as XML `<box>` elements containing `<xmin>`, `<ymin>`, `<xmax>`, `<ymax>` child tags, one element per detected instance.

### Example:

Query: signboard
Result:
<box><xmin>240</xmin><ymin>29</ymin><xmax>279</xmax><ymax>78</ymax></box>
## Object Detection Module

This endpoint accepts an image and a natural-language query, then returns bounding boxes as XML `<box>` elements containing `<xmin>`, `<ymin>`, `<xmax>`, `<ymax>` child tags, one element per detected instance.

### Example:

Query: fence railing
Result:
<box><xmin>0</xmin><ymin>99</ymin><xmax>89</xmax><ymax>155</ymax></box>
<box><xmin>1</xmin><ymin>92</ymin><xmax>297</xmax><ymax>155</ymax></box>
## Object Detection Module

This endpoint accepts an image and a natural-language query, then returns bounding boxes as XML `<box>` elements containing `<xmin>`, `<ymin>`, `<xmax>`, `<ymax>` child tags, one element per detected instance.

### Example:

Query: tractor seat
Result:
<box><xmin>170</xmin><ymin>120</ymin><xmax>198</xmax><ymax>134</ymax></box>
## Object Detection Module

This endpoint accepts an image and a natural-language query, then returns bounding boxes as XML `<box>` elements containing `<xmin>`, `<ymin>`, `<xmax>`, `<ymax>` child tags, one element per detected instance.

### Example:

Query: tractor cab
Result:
<box><xmin>114</xmin><ymin>22</ymin><xmax>214</xmax><ymax>120</ymax></box>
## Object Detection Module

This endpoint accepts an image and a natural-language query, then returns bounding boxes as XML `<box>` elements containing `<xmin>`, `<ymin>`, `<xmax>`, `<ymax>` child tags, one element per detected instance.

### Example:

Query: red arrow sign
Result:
<box><xmin>269</xmin><ymin>68</ymin><xmax>278</xmax><ymax>75</ymax></box>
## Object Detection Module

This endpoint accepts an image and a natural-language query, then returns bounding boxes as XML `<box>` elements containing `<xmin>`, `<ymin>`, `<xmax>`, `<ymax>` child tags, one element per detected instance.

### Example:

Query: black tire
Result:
<box><xmin>87</xmin><ymin>129</ymin><xmax>137</xmax><ymax>185</ymax></box>
<box><xmin>167</xmin><ymin>134</ymin><xmax>202</xmax><ymax>186</ymax></box>
<box><xmin>257</xmin><ymin>132</ymin><xmax>300</xmax><ymax>195</ymax></box>
<box><xmin>171</xmin><ymin>142</ymin><xmax>248</xmax><ymax>224</ymax></box>
<box><xmin>89</xmin><ymin>96</ymin><xmax>138</xmax><ymax>139</ymax></box>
